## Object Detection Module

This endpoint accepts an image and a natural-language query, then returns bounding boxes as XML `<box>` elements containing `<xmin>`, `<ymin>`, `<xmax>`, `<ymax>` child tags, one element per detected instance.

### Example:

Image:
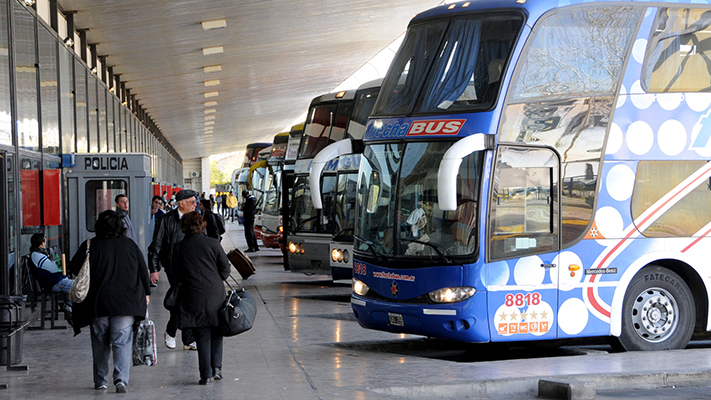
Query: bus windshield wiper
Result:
<box><xmin>291</xmin><ymin>215</ymin><xmax>318</xmax><ymax>234</ymax></box>
<box><xmin>400</xmin><ymin>238</ymin><xmax>451</xmax><ymax>264</ymax></box>
<box><xmin>333</xmin><ymin>227</ymin><xmax>354</xmax><ymax>241</ymax></box>
<box><xmin>353</xmin><ymin>234</ymin><xmax>388</xmax><ymax>262</ymax></box>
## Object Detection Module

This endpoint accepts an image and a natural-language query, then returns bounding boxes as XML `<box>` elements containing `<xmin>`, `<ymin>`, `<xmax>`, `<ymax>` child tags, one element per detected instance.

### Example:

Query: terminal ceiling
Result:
<box><xmin>55</xmin><ymin>0</ymin><xmax>445</xmax><ymax>160</ymax></box>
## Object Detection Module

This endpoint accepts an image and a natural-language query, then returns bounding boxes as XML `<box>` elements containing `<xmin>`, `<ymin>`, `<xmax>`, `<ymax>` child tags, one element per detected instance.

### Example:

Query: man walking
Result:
<box><xmin>241</xmin><ymin>190</ymin><xmax>259</xmax><ymax>252</ymax></box>
<box><xmin>225</xmin><ymin>192</ymin><xmax>238</xmax><ymax>223</ymax></box>
<box><xmin>115</xmin><ymin>194</ymin><xmax>137</xmax><ymax>243</ymax></box>
<box><xmin>148</xmin><ymin>189</ymin><xmax>199</xmax><ymax>351</ymax></box>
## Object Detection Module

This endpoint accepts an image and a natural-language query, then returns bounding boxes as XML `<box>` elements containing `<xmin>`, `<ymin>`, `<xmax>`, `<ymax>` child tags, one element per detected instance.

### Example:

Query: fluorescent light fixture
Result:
<box><xmin>203</xmin><ymin>65</ymin><xmax>222</xmax><ymax>73</ymax></box>
<box><xmin>205</xmin><ymin>121</ymin><xmax>215</xmax><ymax>126</ymax></box>
<box><xmin>202</xmin><ymin>19</ymin><xmax>226</xmax><ymax>30</ymax></box>
<box><xmin>203</xmin><ymin>101</ymin><xmax>217</xmax><ymax>107</ymax></box>
<box><xmin>204</xmin><ymin>79</ymin><xmax>220</xmax><ymax>87</ymax></box>
<box><xmin>23</xmin><ymin>0</ymin><xmax>35</xmax><ymax>6</ymax></box>
<box><xmin>204</xmin><ymin>91</ymin><xmax>219</xmax><ymax>98</ymax></box>
<box><xmin>204</xmin><ymin>109</ymin><xmax>216</xmax><ymax>114</ymax></box>
<box><xmin>202</xmin><ymin>46</ymin><xmax>224</xmax><ymax>56</ymax></box>
<box><xmin>64</xmin><ymin>37</ymin><xmax>74</xmax><ymax>47</ymax></box>
<box><xmin>204</xmin><ymin>115</ymin><xmax>215</xmax><ymax>121</ymax></box>
<box><xmin>90</xmin><ymin>66</ymin><xmax>98</xmax><ymax>74</ymax></box>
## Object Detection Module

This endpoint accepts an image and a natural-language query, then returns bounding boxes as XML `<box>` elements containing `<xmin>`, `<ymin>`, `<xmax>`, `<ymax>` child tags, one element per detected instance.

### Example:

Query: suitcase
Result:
<box><xmin>227</xmin><ymin>248</ymin><xmax>256</xmax><ymax>279</ymax></box>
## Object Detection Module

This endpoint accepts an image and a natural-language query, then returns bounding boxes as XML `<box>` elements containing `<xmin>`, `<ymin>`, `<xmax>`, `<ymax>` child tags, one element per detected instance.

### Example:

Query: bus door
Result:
<box><xmin>487</xmin><ymin>145</ymin><xmax>560</xmax><ymax>341</ymax></box>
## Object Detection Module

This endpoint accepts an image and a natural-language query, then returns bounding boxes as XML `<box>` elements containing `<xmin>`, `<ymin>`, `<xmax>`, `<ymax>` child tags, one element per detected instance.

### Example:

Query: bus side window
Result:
<box><xmin>489</xmin><ymin>146</ymin><xmax>559</xmax><ymax>261</ymax></box>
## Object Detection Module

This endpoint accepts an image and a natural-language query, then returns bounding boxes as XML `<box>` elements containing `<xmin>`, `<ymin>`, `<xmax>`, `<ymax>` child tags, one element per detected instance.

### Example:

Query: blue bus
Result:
<box><xmin>351</xmin><ymin>0</ymin><xmax>711</xmax><ymax>351</ymax></box>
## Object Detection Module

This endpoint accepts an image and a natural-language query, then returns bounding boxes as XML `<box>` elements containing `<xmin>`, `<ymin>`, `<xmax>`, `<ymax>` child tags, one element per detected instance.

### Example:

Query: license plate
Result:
<box><xmin>388</xmin><ymin>313</ymin><xmax>404</xmax><ymax>327</ymax></box>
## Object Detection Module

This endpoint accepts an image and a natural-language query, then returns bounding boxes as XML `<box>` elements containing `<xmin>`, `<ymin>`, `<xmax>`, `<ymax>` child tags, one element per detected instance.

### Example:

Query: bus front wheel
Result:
<box><xmin>613</xmin><ymin>266</ymin><xmax>694</xmax><ymax>351</ymax></box>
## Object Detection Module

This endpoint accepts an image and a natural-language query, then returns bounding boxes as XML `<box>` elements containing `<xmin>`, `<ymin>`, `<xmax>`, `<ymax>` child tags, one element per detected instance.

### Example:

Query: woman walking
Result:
<box><xmin>174</xmin><ymin>211</ymin><xmax>231</xmax><ymax>384</ymax></box>
<box><xmin>69</xmin><ymin>210</ymin><xmax>151</xmax><ymax>393</ymax></box>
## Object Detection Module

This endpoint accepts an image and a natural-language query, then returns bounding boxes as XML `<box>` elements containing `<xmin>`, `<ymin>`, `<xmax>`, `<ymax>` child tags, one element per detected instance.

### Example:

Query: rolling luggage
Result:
<box><xmin>227</xmin><ymin>248</ymin><xmax>255</xmax><ymax>279</ymax></box>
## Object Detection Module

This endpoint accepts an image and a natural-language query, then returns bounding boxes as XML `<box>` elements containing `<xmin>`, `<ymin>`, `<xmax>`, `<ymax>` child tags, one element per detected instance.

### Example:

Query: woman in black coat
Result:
<box><xmin>68</xmin><ymin>210</ymin><xmax>151</xmax><ymax>393</ymax></box>
<box><xmin>174</xmin><ymin>211</ymin><xmax>231</xmax><ymax>385</ymax></box>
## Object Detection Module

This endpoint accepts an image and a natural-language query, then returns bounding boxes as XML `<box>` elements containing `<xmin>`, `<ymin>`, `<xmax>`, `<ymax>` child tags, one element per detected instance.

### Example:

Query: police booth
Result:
<box><xmin>66</xmin><ymin>154</ymin><xmax>152</xmax><ymax>259</ymax></box>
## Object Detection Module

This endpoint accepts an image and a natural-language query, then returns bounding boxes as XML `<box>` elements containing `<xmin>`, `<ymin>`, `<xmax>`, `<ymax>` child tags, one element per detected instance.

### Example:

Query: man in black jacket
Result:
<box><xmin>148</xmin><ymin>189</ymin><xmax>198</xmax><ymax>350</ymax></box>
<box><xmin>241</xmin><ymin>190</ymin><xmax>259</xmax><ymax>252</ymax></box>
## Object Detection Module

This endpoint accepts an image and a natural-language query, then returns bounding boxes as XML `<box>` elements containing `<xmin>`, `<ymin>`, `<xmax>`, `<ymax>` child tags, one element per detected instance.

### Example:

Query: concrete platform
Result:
<box><xmin>3</xmin><ymin>220</ymin><xmax>711</xmax><ymax>399</ymax></box>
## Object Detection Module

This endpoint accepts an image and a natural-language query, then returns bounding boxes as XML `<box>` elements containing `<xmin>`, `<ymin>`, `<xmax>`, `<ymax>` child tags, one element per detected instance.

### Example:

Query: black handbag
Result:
<box><xmin>219</xmin><ymin>276</ymin><xmax>257</xmax><ymax>337</ymax></box>
<box><xmin>163</xmin><ymin>284</ymin><xmax>180</xmax><ymax>310</ymax></box>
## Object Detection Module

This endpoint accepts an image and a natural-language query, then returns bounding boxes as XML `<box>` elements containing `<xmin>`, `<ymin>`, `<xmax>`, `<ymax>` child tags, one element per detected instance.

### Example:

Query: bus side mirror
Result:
<box><xmin>437</xmin><ymin>134</ymin><xmax>494</xmax><ymax>211</ymax></box>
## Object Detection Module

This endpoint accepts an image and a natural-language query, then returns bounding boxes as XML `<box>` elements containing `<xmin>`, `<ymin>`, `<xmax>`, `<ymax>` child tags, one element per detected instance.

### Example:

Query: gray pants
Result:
<box><xmin>90</xmin><ymin>315</ymin><xmax>134</xmax><ymax>387</ymax></box>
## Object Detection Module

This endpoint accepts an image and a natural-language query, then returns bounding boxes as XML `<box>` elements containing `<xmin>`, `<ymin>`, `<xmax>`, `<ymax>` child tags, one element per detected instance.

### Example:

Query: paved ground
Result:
<box><xmin>3</xmin><ymin>221</ymin><xmax>711</xmax><ymax>399</ymax></box>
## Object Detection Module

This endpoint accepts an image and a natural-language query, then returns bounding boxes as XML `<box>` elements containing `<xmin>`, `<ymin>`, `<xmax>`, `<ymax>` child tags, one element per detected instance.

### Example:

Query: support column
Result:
<box><xmin>201</xmin><ymin>156</ymin><xmax>210</xmax><ymax>196</ymax></box>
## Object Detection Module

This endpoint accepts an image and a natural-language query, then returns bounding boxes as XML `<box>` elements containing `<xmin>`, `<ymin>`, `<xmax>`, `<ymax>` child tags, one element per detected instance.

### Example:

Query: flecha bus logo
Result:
<box><xmin>407</xmin><ymin>119</ymin><xmax>466</xmax><ymax>136</ymax></box>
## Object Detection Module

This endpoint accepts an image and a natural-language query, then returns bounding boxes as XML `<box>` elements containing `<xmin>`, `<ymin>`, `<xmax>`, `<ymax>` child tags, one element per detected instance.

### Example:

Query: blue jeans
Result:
<box><xmin>51</xmin><ymin>277</ymin><xmax>73</xmax><ymax>293</ymax></box>
<box><xmin>90</xmin><ymin>315</ymin><xmax>134</xmax><ymax>387</ymax></box>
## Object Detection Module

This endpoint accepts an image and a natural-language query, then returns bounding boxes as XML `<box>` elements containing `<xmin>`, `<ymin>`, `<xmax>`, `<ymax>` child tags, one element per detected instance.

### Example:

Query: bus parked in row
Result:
<box><xmin>309</xmin><ymin>79</ymin><xmax>382</xmax><ymax>283</ymax></box>
<box><xmin>261</xmin><ymin>132</ymin><xmax>290</xmax><ymax>249</ymax></box>
<box><xmin>287</xmin><ymin>90</ymin><xmax>356</xmax><ymax>274</ymax></box>
<box><xmin>282</xmin><ymin>123</ymin><xmax>304</xmax><ymax>270</ymax></box>
<box><xmin>351</xmin><ymin>0</ymin><xmax>711</xmax><ymax>352</ymax></box>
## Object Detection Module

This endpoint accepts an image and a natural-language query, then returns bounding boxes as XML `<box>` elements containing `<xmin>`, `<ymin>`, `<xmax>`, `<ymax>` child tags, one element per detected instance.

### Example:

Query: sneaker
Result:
<box><xmin>183</xmin><ymin>342</ymin><xmax>197</xmax><ymax>351</ymax></box>
<box><xmin>94</xmin><ymin>384</ymin><xmax>107</xmax><ymax>390</ymax></box>
<box><xmin>115</xmin><ymin>382</ymin><xmax>127</xmax><ymax>393</ymax></box>
<box><xmin>164</xmin><ymin>332</ymin><xmax>176</xmax><ymax>349</ymax></box>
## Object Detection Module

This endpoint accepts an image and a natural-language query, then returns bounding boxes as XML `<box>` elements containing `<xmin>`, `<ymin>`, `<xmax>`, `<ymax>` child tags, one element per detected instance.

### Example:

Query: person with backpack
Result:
<box><xmin>199</xmin><ymin>199</ymin><xmax>225</xmax><ymax>241</ymax></box>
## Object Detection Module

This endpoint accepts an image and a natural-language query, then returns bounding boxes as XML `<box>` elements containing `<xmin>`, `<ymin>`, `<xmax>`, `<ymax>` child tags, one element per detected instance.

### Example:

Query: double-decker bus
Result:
<box><xmin>261</xmin><ymin>132</ymin><xmax>290</xmax><ymax>249</ymax></box>
<box><xmin>248</xmin><ymin>146</ymin><xmax>272</xmax><ymax>239</ymax></box>
<box><xmin>309</xmin><ymin>79</ymin><xmax>382</xmax><ymax>282</ymax></box>
<box><xmin>287</xmin><ymin>90</ymin><xmax>356</xmax><ymax>274</ymax></box>
<box><xmin>351</xmin><ymin>0</ymin><xmax>711</xmax><ymax>352</ymax></box>
<box><xmin>282</xmin><ymin>123</ymin><xmax>304</xmax><ymax>270</ymax></box>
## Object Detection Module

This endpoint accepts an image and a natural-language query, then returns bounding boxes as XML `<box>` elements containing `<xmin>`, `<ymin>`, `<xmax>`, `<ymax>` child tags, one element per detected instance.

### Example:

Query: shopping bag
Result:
<box><xmin>69</xmin><ymin>239</ymin><xmax>91</xmax><ymax>303</ymax></box>
<box><xmin>133</xmin><ymin>312</ymin><xmax>157</xmax><ymax>366</ymax></box>
<box><xmin>219</xmin><ymin>276</ymin><xmax>257</xmax><ymax>337</ymax></box>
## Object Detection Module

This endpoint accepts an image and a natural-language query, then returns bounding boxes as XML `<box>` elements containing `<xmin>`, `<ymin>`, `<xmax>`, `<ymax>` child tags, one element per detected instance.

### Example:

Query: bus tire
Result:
<box><xmin>613</xmin><ymin>266</ymin><xmax>694</xmax><ymax>351</ymax></box>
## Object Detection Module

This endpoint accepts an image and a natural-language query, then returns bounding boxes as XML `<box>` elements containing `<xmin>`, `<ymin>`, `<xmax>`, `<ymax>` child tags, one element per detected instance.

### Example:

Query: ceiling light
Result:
<box><xmin>23</xmin><ymin>0</ymin><xmax>35</xmax><ymax>6</ymax></box>
<box><xmin>203</xmin><ymin>65</ymin><xmax>222</xmax><ymax>73</ymax></box>
<box><xmin>204</xmin><ymin>91</ymin><xmax>219</xmax><ymax>98</ymax></box>
<box><xmin>90</xmin><ymin>66</ymin><xmax>98</xmax><ymax>74</ymax></box>
<box><xmin>109</xmin><ymin>87</ymin><xmax>115</xmax><ymax>93</ymax></box>
<box><xmin>204</xmin><ymin>109</ymin><xmax>216</xmax><ymax>114</ymax></box>
<box><xmin>203</xmin><ymin>101</ymin><xmax>217</xmax><ymax>107</ymax></box>
<box><xmin>202</xmin><ymin>46</ymin><xmax>223</xmax><ymax>56</ymax></box>
<box><xmin>204</xmin><ymin>79</ymin><xmax>220</xmax><ymax>87</ymax></box>
<box><xmin>204</xmin><ymin>115</ymin><xmax>215</xmax><ymax>121</ymax></box>
<box><xmin>205</xmin><ymin>121</ymin><xmax>215</xmax><ymax>126</ymax></box>
<box><xmin>201</xmin><ymin>19</ymin><xmax>226</xmax><ymax>30</ymax></box>
<box><xmin>63</xmin><ymin>37</ymin><xmax>74</xmax><ymax>47</ymax></box>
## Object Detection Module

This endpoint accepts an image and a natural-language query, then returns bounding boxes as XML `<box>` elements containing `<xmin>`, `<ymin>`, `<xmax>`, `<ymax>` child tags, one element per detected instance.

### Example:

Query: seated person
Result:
<box><xmin>29</xmin><ymin>233</ymin><xmax>74</xmax><ymax>293</ymax></box>
<box><xmin>405</xmin><ymin>202</ymin><xmax>428</xmax><ymax>238</ymax></box>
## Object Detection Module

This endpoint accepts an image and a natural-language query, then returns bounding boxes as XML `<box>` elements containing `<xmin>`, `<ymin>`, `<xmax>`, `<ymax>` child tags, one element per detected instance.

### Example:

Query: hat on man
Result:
<box><xmin>175</xmin><ymin>189</ymin><xmax>198</xmax><ymax>202</ymax></box>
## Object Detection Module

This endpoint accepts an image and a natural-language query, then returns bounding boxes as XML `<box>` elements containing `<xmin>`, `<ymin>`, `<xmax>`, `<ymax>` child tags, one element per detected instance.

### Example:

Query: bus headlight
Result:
<box><xmin>288</xmin><ymin>242</ymin><xmax>297</xmax><ymax>253</ymax></box>
<box><xmin>342</xmin><ymin>249</ymin><xmax>349</xmax><ymax>263</ymax></box>
<box><xmin>352</xmin><ymin>279</ymin><xmax>369</xmax><ymax>296</ymax></box>
<box><xmin>278</xmin><ymin>225</ymin><xmax>283</xmax><ymax>234</ymax></box>
<box><xmin>331</xmin><ymin>248</ymin><xmax>342</xmax><ymax>262</ymax></box>
<box><xmin>428</xmin><ymin>287</ymin><xmax>476</xmax><ymax>303</ymax></box>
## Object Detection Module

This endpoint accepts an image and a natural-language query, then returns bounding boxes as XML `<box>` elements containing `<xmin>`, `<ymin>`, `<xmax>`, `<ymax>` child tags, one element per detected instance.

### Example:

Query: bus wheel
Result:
<box><xmin>613</xmin><ymin>266</ymin><xmax>694</xmax><ymax>351</ymax></box>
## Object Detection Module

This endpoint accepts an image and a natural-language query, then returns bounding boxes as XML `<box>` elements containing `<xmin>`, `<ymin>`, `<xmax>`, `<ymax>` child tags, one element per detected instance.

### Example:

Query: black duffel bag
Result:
<box><xmin>219</xmin><ymin>276</ymin><xmax>257</xmax><ymax>337</ymax></box>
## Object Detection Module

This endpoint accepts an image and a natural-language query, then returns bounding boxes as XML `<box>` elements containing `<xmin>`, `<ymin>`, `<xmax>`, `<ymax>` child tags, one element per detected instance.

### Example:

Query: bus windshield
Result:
<box><xmin>292</xmin><ymin>176</ymin><xmax>317</xmax><ymax>233</ymax></box>
<box><xmin>334</xmin><ymin>171</ymin><xmax>358</xmax><ymax>241</ymax></box>
<box><xmin>348</xmin><ymin>86</ymin><xmax>380</xmax><ymax>139</ymax></box>
<box><xmin>300</xmin><ymin>102</ymin><xmax>353</xmax><ymax>159</ymax></box>
<box><xmin>263</xmin><ymin>168</ymin><xmax>281</xmax><ymax>216</ymax></box>
<box><xmin>374</xmin><ymin>13</ymin><xmax>523</xmax><ymax>116</ymax></box>
<box><xmin>355</xmin><ymin>142</ymin><xmax>484</xmax><ymax>259</ymax></box>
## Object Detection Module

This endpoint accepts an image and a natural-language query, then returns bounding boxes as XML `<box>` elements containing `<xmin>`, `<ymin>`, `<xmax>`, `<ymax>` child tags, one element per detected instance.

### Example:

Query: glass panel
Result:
<box><xmin>98</xmin><ymin>86</ymin><xmax>107</xmax><ymax>152</ymax></box>
<box><xmin>334</xmin><ymin>172</ymin><xmax>358</xmax><ymax>241</ymax></box>
<box><xmin>263</xmin><ymin>168</ymin><xmax>280</xmax><ymax>215</ymax></box>
<box><xmin>85</xmin><ymin>180</ymin><xmax>127</xmax><ymax>232</ymax></box>
<box><xmin>509</xmin><ymin>6</ymin><xmax>640</xmax><ymax>102</ymax></box>
<box><xmin>58</xmin><ymin>44</ymin><xmax>74</xmax><ymax>153</ymax></box>
<box><xmin>489</xmin><ymin>147</ymin><xmax>559</xmax><ymax>261</ymax></box>
<box><xmin>0</xmin><ymin>1</ymin><xmax>11</xmax><ymax>146</ymax></box>
<box><xmin>87</xmin><ymin>76</ymin><xmax>98</xmax><ymax>152</ymax></box>
<box><xmin>347</xmin><ymin>87</ymin><xmax>379</xmax><ymax>140</ymax></box>
<box><xmin>14</xmin><ymin>4</ymin><xmax>39</xmax><ymax>151</ymax></box>
<box><xmin>39</xmin><ymin>26</ymin><xmax>59</xmax><ymax>154</ymax></box>
<box><xmin>300</xmin><ymin>104</ymin><xmax>337</xmax><ymax>158</ymax></box>
<box><xmin>291</xmin><ymin>175</ymin><xmax>317</xmax><ymax>233</ymax></box>
<box><xmin>632</xmin><ymin>161</ymin><xmax>711</xmax><ymax>237</ymax></box>
<box><xmin>643</xmin><ymin>8</ymin><xmax>711</xmax><ymax>92</ymax></box>
<box><xmin>107</xmin><ymin>92</ymin><xmax>114</xmax><ymax>152</ymax></box>
<box><xmin>320</xmin><ymin>174</ymin><xmax>337</xmax><ymax>233</ymax></box>
<box><xmin>329</xmin><ymin>101</ymin><xmax>352</xmax><ymax>142</ymax></box>
<box><xmin>75</xmin><ymin>59</ymin><xmax>87</xmax><ymax>153</ymax></box>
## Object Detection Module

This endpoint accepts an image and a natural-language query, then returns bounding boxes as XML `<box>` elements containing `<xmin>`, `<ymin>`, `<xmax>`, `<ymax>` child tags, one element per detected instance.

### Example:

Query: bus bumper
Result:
<box><xmin>261</xmin><ymin>231</ymin><xmax>281</xmax><ymax>248</ymax></box>
<box><xmin>350</xmin><ymin>292</ymin><xmax>490</xmax><ymax>343</ymax></box>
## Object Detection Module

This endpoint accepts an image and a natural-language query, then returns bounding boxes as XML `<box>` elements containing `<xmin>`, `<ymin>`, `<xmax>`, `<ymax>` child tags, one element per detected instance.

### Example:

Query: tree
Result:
<box><xmin>210</xmin><ymin>160</ymin><xmax>229</xmax><ymax>187</ymax></box>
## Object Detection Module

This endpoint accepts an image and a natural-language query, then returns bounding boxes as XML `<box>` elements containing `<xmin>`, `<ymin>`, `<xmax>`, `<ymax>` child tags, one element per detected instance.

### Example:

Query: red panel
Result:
<box><xmin>153</xmin><ymin>184</ymin><xmax>161</xmax><ymax>197</ymax></box>
<box><xmin>21</xmin><ymin>170</ymin><xmax>41</xmax><ymax>227</ymax></box>
<box><xmin>43</xmin><ymin>169</ymin><xmax>62</xmax><ymax>226</ymax></box>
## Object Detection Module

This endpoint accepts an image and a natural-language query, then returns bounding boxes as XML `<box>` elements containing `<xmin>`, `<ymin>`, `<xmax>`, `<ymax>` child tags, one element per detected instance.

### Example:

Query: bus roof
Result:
<box><xmin>246</xmin><ymin>142</ymin><xmax>272</xmax><ymax>149</ymax></box>
<box><xmin>309</xmin><ymin>88</ymin><xmax>357</xmax><ymax>106</ymax></box>
<box><xmin>273</xmin><ymin>132</ymin><xmax>290</xmax><ymax>145</ymax></box>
